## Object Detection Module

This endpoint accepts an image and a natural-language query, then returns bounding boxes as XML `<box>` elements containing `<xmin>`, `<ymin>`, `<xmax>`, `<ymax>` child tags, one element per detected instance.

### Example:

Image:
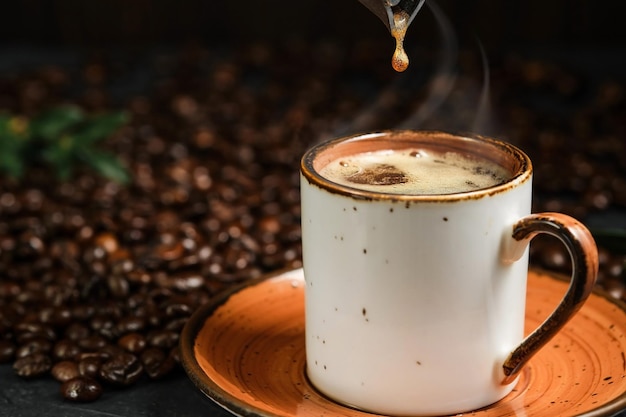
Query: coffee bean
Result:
<box><xmin>94</xmin><ymin>232</ymin><xmax>119</xmax><ymax>254</ymax></box>
<box><xmin>169</xmin><ymin>346</ymin><xmax>181</xmax><ymax>364</ymax></box>
<box><xmin>51</xmin><ymin>360</ymin><xmax>80</xmax><ymax>382</ymax></box>
<box><xmin>0</xmin><ymin>281</ymin><xmax>20</xmax><ymax>298</ymax></box>
<box><xmin>116</xmin><ymin>316</ymin><xmax>146</xmax><ymax>334</ymax></box>
<box><xmin>163</xmin><ymin>317</ymin><xmax>187</xmax><ymax>332</ymax></box>
<box><xmin>0</xmin><ymin>340</ymin><xmax>16</xmax><ymax>363</ymax></box>
<box><xmin>71</xmin><ymin>305</ymin><xmax>96</xmax><ymax>322</ymax></box>
<box><xmin>118</xmin><ymin>333</ymin><xmax>147</xmax><ymax>353</ymax></box>
<box><xmin>15</xmin><ymin>338</ymin><xmax>52</xmax><ymax>358</ymax></box>
<box><xmin>13</xmin><ymin>352</ymin><xmax>52</xmax><ymax>378</ymax></box>
<box><xmin>61</xmin><ymin>377</ymin><xmax>103</xmax><ymax>402</ymax></box>
<box><xmin>605</xmin><ymin>278</ymin><xmax>625</xmax><ymax>300</ymax></box>
<box><xmin>38</xmin><ymin>306</ymin><xmax>72</xmax><ymax>327</ymax></box>
<box><xmin>106</xmin><ymin>275</ymin><xmax>130</xmax><ymax>299</ymax></box>
<box><xmin>163</xmin><ymin>302</ymin><xmax>192</xmax><ymax>318</ymax></box>
<box><xmin>65</xmin><ymin>323</ymin><xmax>90</xmax><ymax>341</ymax></box>
<box><xmin>92</xmin><ymin>317</ymin><xmax>119</xmax><ymax>340</ymax></box>
<box><xmin>78</xmin><ymin>335</ymin><xmax>107</xmax><ymax>351</ymax></box>
<box><xmin>77</xmin><ymin>356</ymin><xmax>102</xmax><ymax>379</ymax></box>
<box><xmin>134</xmin><ymin>304</ymin><xmax>162</xmax><ymax>328</ymax></box>
<box><xmin>140</xmin><ymin>347</ymin><xmax>175</xmax><ymax>379</ymax></box>
<box><xmin>14</xmin><ymin>322</ymin><xmax>57</xmax><ymax>343</ymax></box>
<box><xmin>605</xmin><ymin>257</ymin><xmax>625</xmax><ymax>278</ymax></box>
<box><xmin>146</xmin><ymin>330</ymin><xmax>179</xmax><ymax>349</ymax></box>
<box><xmin>99</xmin><ymin>352</ymin><xmax>143</xmax><ymax>386</ymax></box>
<box><xmin>52</xmin><ymin>339</ymin><xmax>82</xmax><ymax>361</ymax></box>
<box><xmin>540</xmin><ymin>245</ymin><xmax>569</xmax><ymax>271</ymax></box>
<box><xmin>0</xmin><ymin>303</ymin><xmax>24</xmax><ymax>330</ymax></box>
<box><xmin>170</xmin><ymin>272</ymin><xmax>204</xmax><ymax>291</ymax></box>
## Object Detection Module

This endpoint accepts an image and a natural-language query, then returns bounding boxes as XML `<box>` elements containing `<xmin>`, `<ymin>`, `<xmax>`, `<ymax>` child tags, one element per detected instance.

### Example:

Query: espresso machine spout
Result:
<box><xmin>357</xmin><ymin>0</ymin><xmax>426</xmax><ymax>33</ymax></box>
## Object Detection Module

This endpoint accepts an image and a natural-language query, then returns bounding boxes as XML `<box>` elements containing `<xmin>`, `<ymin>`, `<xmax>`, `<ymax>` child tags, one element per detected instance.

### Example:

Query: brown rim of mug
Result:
<box><xmin>300</xmin><ymin>130</ymin><xmax>533</xmax><ymax>202</ymax></box>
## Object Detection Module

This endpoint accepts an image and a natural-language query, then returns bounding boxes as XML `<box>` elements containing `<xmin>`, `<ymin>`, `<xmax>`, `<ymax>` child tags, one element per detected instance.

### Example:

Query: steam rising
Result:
<box><xmin>337</xmin><ymin>0</ymin><xmax>498</xmax><ymax>137</ymax></box>
<box><xmin>397</xmin><ymin>0</ymin><xmax>456</xmax><ymax>129</ymax></box>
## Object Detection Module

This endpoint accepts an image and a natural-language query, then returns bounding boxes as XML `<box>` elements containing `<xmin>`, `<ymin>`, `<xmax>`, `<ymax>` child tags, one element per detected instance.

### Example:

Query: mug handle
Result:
<box><xmin>500</xmin><ymin>212</ymin><xmax>599</xmax><ymax>385</ymax></box>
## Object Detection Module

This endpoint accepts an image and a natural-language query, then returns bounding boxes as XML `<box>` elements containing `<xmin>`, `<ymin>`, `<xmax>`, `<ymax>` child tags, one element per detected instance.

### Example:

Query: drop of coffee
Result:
<box><xmin>347</xmin><ymin>164</ymin><xmax>408</xmax><ymax>186</ymax></box>
<box><xmin>391</xmin><ymin>11</ymin><xmax>410</xmax><ymax>72</ymax></box>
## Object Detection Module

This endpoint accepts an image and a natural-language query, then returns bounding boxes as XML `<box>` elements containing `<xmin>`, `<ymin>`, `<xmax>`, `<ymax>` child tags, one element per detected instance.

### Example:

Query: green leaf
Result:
<box><xmin>0</xmin><ymin>122</ymin><xmax>29</xmax><ymax>178</ymax></box>
<box><xmin>0</xmin><ymin>149</ymin><xmax>25</xmax><ymax>178</ymax></box>
<box><xmin>0</xmin><ymin>114</ymin><xmax>12</xmax><ymax>130</ymax></box>
<box><xmin>591</xmin><ymin>228</ymin><xmax>626</xmax><ymax>255</ymax></box>
<box><xmin>29</xmin><ymin>106</ymin><xmax>84</xmax><ymax>142</ymax></box>
<box><xmin>0</xmin><ymin>106</ymin><xmax>132</xmax><ymax>184</ymax></box>
<box><xmin>72</xmin><ymin>111</ymin><xmax>128</xmax><ymax>145</ymax></box>
<box><xmin>41</xmin><ymin>141</ymin><xmax>76</xmax><ymax>180</ymax></box>
<box><xmin>0</xmin><ymin>116</ymin><xmax>30</xmax><ymax>142</ymax></box>
<box><xmin>77</xmin><ymin>147</ymin><xmax>131</xmax><ymax>184</ymax></box>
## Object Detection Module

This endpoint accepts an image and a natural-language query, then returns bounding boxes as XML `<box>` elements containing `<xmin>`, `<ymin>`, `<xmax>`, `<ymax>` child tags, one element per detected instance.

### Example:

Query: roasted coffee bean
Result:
<box><xmin>124</xmin><ymin>293</ymin><xmax>147</xmax><ymax>310</ymax></box>
<box><xmin>77</xmin><ymin>356</ymin><xmax>101</xmax><ymax>379</ymax></box>
<box><xmin>163</xmin><ymin>302</ymin><xmax>192</xmax><ymax>318</ymax></box>
<box><xmin>0</xmin><ymin>340</ymin><xmax>15</xmax><ymax>363</ymax></box>
<box><xmin>605</xmin><ymin>257</ymin><xmax>625</xmax><ymax>278</ymax></box>
<box><xmin>99</xmin><ymin>352</ymin><xmax>143</xmax><ymax>386</ymax></box>
<box><xmin>140</xmin><ymin>347</ymin><xmax>175</xmax><ymax>379</ymax></box>
<box><xmin>13</xmin><ymin>352</ymin><xmax>52</xmax><ymax>378</ymax></box>
<box><xmin>164</xmin><ymin>317</ymin><xmax>187</xmax><ymax>332</ymax></box>
<box><xmin>52</xmin><ymin>339</ymin><xmax>81</xmax><ymax>361</ymax></box>
<box><xmin>65</xmin><ymin>323</ymin><xmax>90</xmax><ymax>341</ymax></box>
<box><xmin>78</xmin><ymin>335</ymin><xmax>107</xmax><ymax>351</ymax></box>
<box><xmin>604</xmin><ymin>278</ymin><xmax>626</xmax><ymax>300</ymax></box>
<box><xmin>15</xmin><ymin>338</ymin><xmax>52</xmax><ymax>358</ymax></box>
<box><xmin>0</xmin><ymin>281</ymin><xmax>20</xmax><ymax>298</ymax></box>
<box><xmin>61</xmin><ymin>377</ymin><xmax>103</xmax><ymax>402</ymax></box>
<box><xmin>14</xmin><ymin>322</ymin><xmax>57</xmax><ymax>343</ymax></box>
<box><xmin>0</xmin><ymin>304</ymin><xmax>23</xmax><ymax>330</ymax></box>
<box><xmin>94</xmin><ymin>232</ymin><xmax>119</xmax><ymax>254</ymax></box>
<box><xmin>146</xmin><ymin>330</ymin><xmax>179</xmax><ymax>349</ymax></box>
<box><xmin>39</xmin><ymin>306</ymin><xmax>72</xmax><ymax>327</ymax></box>
<box><xmin>71</xmin><ymin>305</ymin><xmax>96</xmax><ymax>322</ymax></box>
<box><xmin>90</xmin><ymin>315</ymin><xmax>115</xmax><ymax>333</ymax></box>
<box><xmin>51</xmin><ymin>360</ymin><xmax>80</xmax><ymax>382</ymax></box>
<box><xmin>170</xmin><ymin>272</ymin><xmax>204</xmax><ymax>291</ymax></box>
<box><xmin>106</xmin><ymin>275</ymin><xmax>130</xmax><ymax>299</ymax></box>
<box><xmin>169</xmin><ymin>346</ymin><xmax>181</xmax><ymax>364</ymax></box>
<box><xmin>156</xmin><ymin>241</ymin><xmax>185</xmax><ymax>261</ymax></box>
<box><xmin>134</xmin><ymin>304</ymin><xmax>162</xmax><ymax>328</ymax></box>
<box><xmin>100</xmin><ymin>344</ymin><xmax>125</xmax><ymax>360</ymax></box>
<box><xmin>118</xmin><ymin>333</ymin><xmax>147</xmax><ymax>353</ymax></box>
<box><xmin>116</xmin><ymin>316</ymin><xmax>146</xmax><ymax>334</ymax></box>
<box><xmin>97</xmin><ymin>302</ymin><xmax>123</xmax><ymax>319</ymax></box>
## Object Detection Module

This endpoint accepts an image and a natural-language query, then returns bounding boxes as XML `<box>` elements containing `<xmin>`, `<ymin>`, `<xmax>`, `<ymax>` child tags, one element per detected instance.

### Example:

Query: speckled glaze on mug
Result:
<box><xmin>300</xmin><ymin>130</ymin><xmax>598</xmax><ymax>416</ymax></box>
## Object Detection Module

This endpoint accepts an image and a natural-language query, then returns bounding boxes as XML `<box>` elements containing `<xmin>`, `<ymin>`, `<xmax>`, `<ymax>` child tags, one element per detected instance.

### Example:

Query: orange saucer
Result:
<box><xmin>180</xmin><ymin>268</ymin><xmax>626</xmax><ymax>417</ymax></box>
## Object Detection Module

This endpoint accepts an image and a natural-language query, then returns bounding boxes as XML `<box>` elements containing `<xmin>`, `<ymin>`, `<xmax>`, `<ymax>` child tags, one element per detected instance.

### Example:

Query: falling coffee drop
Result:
<box><xmin>391</xmin><ymin>11</ymin><xmax>410</xmax><ymax>72</ymax></box>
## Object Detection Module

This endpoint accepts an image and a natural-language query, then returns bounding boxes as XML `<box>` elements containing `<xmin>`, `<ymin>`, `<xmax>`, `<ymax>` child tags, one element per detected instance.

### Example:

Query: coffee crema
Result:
<box><xmin>319</xmin><ymin>149</ymin><xmax>510</xmax><ymax>195</ymax></box>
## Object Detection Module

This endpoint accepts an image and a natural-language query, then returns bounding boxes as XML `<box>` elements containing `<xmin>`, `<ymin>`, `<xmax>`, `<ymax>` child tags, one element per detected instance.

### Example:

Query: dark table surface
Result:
<box><xmin>0</xmin><ymin>363</ymin><xmax>231</xmax><ymax>417</ymax></box>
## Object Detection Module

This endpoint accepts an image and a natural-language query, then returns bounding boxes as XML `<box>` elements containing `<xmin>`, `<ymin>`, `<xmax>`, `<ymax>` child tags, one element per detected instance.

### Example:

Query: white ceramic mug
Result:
<box><xmin>300</xmin><ymin>130</ymin><xmax>598</xmax><ymax>416</ymax></box>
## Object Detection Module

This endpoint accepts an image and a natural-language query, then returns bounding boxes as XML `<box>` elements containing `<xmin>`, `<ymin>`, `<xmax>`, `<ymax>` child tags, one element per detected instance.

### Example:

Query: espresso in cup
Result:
<box><xmin>300</xmin><ymin>130</ymin><xmax>598</xmax><ymax>416</ymax></box>
<box><xmin>319</xmin><ymin>148</ymin><xmax>510</xmax><ymax>194</ymax></box>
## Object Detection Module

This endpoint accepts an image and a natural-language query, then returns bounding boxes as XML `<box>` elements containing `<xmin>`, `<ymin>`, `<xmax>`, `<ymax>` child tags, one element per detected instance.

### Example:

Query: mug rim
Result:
<box><xmin>300</xmin><ymin>130</ymin><xmax>533</xmax><ymax>202</ymax></box>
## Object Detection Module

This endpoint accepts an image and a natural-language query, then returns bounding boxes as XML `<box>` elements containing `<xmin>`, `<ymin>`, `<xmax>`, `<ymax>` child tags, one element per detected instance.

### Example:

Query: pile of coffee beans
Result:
<box><xmin>0</xmin><ymin>41</ymin><xmax>624</xmax><ymax>402</ymax></box>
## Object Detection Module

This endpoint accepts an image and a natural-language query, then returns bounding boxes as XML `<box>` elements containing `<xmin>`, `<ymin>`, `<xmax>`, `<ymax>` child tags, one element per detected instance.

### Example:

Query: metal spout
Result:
<box><xmin>358</xmin><ymin>0</ymin><xmax>426</xmax><ymax>33</ymax></box>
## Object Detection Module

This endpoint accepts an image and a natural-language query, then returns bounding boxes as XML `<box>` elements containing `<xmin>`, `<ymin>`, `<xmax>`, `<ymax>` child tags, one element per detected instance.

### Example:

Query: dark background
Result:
<box><xmin>1</xmin><ymin>0</ymin><xmax>625</xmax><ymax>50</ymax></box>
